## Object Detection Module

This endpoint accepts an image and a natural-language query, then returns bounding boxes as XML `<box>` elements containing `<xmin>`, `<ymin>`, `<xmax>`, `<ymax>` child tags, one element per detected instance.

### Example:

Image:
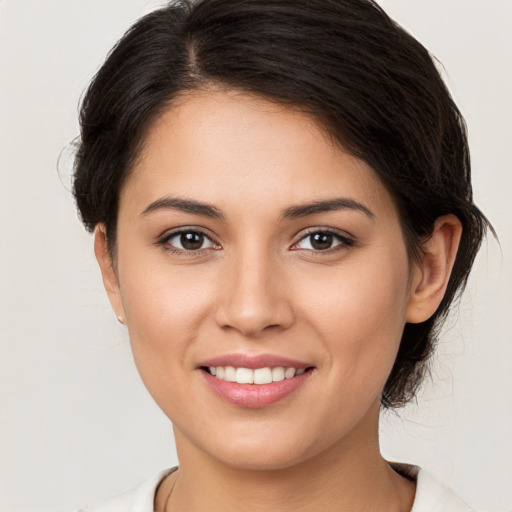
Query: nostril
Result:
<box><xmin>214</xmin><ymin>282</ymin><xmax>295</xmax><ymax>336</ymax></box>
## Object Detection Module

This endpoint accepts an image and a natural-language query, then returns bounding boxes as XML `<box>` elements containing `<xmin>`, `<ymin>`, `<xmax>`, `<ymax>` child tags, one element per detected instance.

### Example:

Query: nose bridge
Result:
<box><xmin>215</xmin><ymin>240</ymin><xmax>293</xmax><ymax>336</ymax></box>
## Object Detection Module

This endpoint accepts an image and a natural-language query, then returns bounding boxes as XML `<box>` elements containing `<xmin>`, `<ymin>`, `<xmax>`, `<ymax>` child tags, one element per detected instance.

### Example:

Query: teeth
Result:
<box><xmin>254</xmin><ymin>367</ymin><xmax>273</xmax><ymax>384</ymax></box>
<box><xmin>284</xmin><ymin>367</ymin><xmax>296</xmax><ymax>379</ymax></box>
<box><xmin>225</xmin><ymin>366</ymin><xmax>236</xmax><ymax>382</ymax></box>
<box><xmin>208</xmin><ymin>366</ymin><xmax>307</xmax><ymax>384</ymax></box>
<box><xmin>272</xmin><ymin>367</ymin><xmax>285</xmax><ymax>382</ymax></box>
<box><xmin>236</xmin><ymin>367</ymin><xmax>254</xmax><ymax>384</ymax></box>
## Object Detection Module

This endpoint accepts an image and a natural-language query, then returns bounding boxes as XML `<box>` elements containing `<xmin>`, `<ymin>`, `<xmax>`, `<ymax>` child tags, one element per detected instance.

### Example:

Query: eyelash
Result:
<box><xmin>158</xmin><ymin>228</ymin><xmax>220</xmax><ymax>256</ymax></box>
<box><xmin>291</xmin><ymin>229</ymin><xmax>355</xmax><ymax>253</ymax></box>
<box><xmin>157</xmin><ymin>228</ymin><xmax>355</xmax><ymax>255</ymax></box>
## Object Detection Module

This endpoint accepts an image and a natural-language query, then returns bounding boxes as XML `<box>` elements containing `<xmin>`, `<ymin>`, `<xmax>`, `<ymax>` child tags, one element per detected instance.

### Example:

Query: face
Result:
<box><xmin>106</xmin><ymin>90</ymin><xmax>419</xmax><ymax>470</ymax></box>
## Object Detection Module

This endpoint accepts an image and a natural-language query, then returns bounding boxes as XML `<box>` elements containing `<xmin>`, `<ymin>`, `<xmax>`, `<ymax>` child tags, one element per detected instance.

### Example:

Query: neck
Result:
<box><xmin>162</xmin><ymin>405</ymin><xmax>415</xmax><ymax>512</ymax></box>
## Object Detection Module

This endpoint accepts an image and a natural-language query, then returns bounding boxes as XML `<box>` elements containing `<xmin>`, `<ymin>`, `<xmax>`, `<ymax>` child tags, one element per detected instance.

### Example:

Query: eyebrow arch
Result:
<box><xmin>140</xmin><ymin>196</ymin><xmax>225</xmax><ymax>220</ymax></box>
<box><xmin>281</xmin><ymin>198</ymin><xmax>375</xmax><ymax>221</ymax></box>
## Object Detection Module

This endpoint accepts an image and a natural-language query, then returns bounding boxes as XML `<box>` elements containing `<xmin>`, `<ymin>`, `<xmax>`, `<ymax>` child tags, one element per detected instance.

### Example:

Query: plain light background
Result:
<box><xmin>0</xmin><ymin>1</ymin><xmax>510</xmax><ymax>511</ymax></box>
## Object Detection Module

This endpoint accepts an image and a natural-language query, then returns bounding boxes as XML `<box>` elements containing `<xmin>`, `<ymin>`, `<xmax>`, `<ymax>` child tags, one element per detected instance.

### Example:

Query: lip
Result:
<box><xmin>200</xmin><ymin>369</ymin><xmax>312</xmax><ymax>408</ymax></box>
<box><xmin>197</xmin><ymin>353</ymin><xmax>312</xmax><ymax>370</ymax></box>
<box><xmin>197</xmin><ymin>353</ymin><xmax>315</xmax><ymax>409</ymax></box>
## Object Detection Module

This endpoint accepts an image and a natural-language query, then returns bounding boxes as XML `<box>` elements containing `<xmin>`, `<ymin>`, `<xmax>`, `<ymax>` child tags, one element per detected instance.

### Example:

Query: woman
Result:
<box><xmin>73</xmin><ymin>0</ymin><xmax>490</xmax><ymax>510</ymax></box>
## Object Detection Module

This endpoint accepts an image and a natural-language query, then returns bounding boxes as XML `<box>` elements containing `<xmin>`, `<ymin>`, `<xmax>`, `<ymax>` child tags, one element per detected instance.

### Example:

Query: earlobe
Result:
<box><xmin>406</xmin><ymin>214</ymin><xmax>462</xmax><ymax>324</ymax></box>
<box><xmin>94</xmin><ymin>224</ymin><xmax>125</xmax><ymax>322</ymax></box>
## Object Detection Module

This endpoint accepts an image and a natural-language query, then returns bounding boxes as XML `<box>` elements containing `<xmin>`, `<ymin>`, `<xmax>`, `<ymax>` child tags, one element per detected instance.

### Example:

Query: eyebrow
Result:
<box><xmin>140</xmin><ymin>197</ymin><xmax>225</xmax><ymax>220</ymax></box>
<box><xmin>281</xmin><ymin>198</ymin><xmax>375</xmax><ymax>221</ymax></box>
<box><xmin>140</xmin><ymin>196</ymin><xmax>375</xmax><ymax>222</ymax></box>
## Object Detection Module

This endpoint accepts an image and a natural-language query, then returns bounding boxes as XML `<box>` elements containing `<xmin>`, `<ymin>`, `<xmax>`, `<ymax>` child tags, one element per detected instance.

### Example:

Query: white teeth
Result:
<box><xmin>284</xmin><ymin>367</ymin><xmax>296</xmax><ymax>379</ymax></box>
<box><xmin>224</xmin><ymin>366</ymin><xmax>236</xmax><ymax>382</ymax></box>
<box><xmin>236</xmin><ymin>367</ymin><xmax>254</xmax><ymax>384</ymax></box>
<box><xmin>209</xmin><ymin>365</ymin><xmax>307</xmax><ymax>384</ymax></box>
<box><xmin>272</xmin><ymin>367</ymin><xmax>285</xmax><ymax>382</ymax></box>
<box><xmin>254</xmin><ymin>367</ymin><xmax>273</xmax><ymax>384</ymax></box>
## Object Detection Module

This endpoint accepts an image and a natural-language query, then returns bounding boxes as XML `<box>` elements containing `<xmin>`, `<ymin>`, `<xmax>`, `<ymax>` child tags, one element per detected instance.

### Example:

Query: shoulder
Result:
<box><xmin>75</xmin><ymin>468</ymin><xmax>176</xmax><ymax>512</ymax></box>
<box><xmin>76</xmin><ymin>465</ymin><xmax>476</xmax><ymax>512</ymax></box>
<box><xmin>413</xmin><ymin>469</ymin><xmax>475</xmax><ymax>512</ymax></box>
<box><xmin>392</xmin><ymin>463</ymin><xmax>475</xmax><ymax>512</ymax></box>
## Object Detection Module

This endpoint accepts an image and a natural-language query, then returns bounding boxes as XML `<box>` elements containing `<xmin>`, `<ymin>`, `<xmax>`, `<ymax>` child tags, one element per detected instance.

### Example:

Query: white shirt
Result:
<box><xmin>77</xmin><ymin>465</ymin><xmax>474</xmax><ymax>512</ymax></box>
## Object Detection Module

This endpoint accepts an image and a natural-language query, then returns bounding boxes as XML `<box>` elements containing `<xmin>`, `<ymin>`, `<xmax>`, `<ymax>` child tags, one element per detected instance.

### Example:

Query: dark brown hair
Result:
<box><xmin>73</xmin><ymin>0</ymin><xmax>490</xmax><ymax>408</ymax></box>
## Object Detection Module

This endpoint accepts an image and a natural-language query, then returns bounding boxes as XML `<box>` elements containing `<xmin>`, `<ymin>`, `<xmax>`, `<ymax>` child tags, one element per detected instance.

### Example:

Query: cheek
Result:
<box><xmin>295</xmin><ymin>245</ymin><xmax>411</xmax><ymax>383</ymax></box>
<box><xmin>117</xmin><ymin>255</ymin><xmax>216</xmax><ymax>385</ymax></box>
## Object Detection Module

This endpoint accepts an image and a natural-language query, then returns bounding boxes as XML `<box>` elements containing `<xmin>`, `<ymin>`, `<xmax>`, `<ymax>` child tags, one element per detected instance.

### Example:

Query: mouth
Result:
<box><xmin>197</xmin><ymin>355</ymin><xmax>316</xmax><ymax>408</ymax></box>
<box><xmin>201</xmin><ymin>365</ymin><xmax>312</xmax><ymax>384</ymax></box>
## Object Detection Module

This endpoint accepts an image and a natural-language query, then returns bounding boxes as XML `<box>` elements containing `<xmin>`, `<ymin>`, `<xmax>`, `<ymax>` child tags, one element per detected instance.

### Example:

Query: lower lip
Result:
<box><xmin>201</xmin><ymin>370</ymin><xmax>312</xmax><ymax>408</ymax></box>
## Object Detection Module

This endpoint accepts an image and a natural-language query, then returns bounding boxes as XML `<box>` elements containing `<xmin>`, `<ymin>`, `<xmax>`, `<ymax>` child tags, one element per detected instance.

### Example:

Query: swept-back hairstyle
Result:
<box><xmin>73</xmin><ymin>0</ymin><xmax>490</xmax><ymax>407</ymax></box>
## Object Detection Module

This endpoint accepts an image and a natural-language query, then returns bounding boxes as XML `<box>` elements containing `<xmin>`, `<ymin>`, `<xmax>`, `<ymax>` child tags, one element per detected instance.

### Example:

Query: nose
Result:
<box><xmin>214</xmin><ymin>248</ymin><xmax>295</xmax><ymax>338</ymax></box>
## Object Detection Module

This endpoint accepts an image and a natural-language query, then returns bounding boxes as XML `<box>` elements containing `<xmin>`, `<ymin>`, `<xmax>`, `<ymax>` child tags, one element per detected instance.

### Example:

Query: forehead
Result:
<box><xmin>122</xmin><ymin>89</ymin><xmax>397</xmax><ymax>220</ymax></box>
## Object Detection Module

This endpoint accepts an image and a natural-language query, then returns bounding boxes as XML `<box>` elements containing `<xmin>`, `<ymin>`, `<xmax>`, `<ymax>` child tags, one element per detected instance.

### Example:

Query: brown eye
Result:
<box><xmin>310</xmin><ymin>232</ymin><xmax>333</xmax><ymax>250</ymax></box>
<box><xmin>164</xmin><ymin>230</ymin><xmax>216</xmax><ymax>252</ymax></box>
<box><xmin>181</xmin><ymin>232</ymin><xmax>204</xmax><ymax>250</ymax></box>
<box><xmin>293</xmin><ymin>230</ymin><xmax>353</xmax><ymax>252</ymax></box>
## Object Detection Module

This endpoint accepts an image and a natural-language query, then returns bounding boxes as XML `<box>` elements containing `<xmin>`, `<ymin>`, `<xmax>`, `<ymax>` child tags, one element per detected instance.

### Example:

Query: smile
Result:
<box><xmin>199</xmin><ymin>355</ymin><xmax>315</xmax><ymax>408</ymax></box>
<box><xmin>205</xmin><ymin>366</ymin><xmax>306</xmax><ymax>384</ymax></box>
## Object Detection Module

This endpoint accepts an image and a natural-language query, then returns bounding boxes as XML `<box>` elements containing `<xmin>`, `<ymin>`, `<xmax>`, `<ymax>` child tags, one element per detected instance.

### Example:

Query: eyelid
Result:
<box><xmin>156</xmin><ymin>226</ymin><xmax>354</xmax><ymax>254</ymax></box>
<box><xmin>158</xmin><ymin>226</ymin><xmax>221</xmax><ymax>252</ymax></box>
<box><xmin>290</xmin><ymin>227</ymin><xmax>355</xmax><ymax>251</ymax></box>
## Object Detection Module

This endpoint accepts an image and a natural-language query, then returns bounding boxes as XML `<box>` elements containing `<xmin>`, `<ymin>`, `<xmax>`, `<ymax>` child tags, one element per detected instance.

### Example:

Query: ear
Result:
<box><xmin>406</xmin><ymin>214</ymin><xmax>462</xmax><ymax>324</ymax></box>
<box><xmin>94</xmin><ymin>224</ymin><xmax>126</xmax><ymax>323</ymax></box>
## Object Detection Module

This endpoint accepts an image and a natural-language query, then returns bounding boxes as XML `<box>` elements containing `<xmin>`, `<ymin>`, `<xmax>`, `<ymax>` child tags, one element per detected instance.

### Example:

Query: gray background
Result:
<box><xmin>0</xmin><ymin>1</ymin><xmax>510</xmax><ymax>510</ymax></box>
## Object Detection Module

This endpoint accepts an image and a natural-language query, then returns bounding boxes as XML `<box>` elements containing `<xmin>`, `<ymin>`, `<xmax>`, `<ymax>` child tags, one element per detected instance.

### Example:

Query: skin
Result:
<box><xmin>95</xmin><ymin>89</ymin><xmax>462</xmax><ymax>511</ymax></box>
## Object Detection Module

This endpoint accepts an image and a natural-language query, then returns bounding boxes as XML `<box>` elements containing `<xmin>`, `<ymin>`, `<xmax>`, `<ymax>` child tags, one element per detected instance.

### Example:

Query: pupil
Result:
<box><xmin>311</xmin><ymin>233</ymin><xmax>332</xmax><ymax>250</ymax></box>
<box><xmin>181</xmin><ymin>232</ymin><xmax>203</xmax><ymax>250</ymax></box>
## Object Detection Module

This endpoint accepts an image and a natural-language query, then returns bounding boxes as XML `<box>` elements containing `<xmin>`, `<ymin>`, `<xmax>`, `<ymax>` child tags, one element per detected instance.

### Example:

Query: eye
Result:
<box><xmin>292</xmin><ymin>230</ymin><xmax>353</xmax><ymax>252</ymax></box>
<box><xmin>162</xmin><ymin>230</ymin><xmax>218</xmax><ymax>252</ymax></box>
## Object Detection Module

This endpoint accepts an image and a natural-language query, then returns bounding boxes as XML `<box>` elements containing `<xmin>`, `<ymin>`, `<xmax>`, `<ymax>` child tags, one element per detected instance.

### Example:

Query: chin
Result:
<box><xmin>213</xmin><ymin>446</ymin><xmax>310</xmax><ymax>472</ymax></box>
<box><xmin>191</xmin><ymin>426</ymin><xmax>328</xmax><ymax>472</ymax></box>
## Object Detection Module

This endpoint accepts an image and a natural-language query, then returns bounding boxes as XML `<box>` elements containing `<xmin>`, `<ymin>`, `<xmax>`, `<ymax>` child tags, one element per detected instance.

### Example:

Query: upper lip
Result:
<box><xmin>197</xmin><ymin>353</ymin><xmax>313</xmax><ymax>370</ymax></box>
